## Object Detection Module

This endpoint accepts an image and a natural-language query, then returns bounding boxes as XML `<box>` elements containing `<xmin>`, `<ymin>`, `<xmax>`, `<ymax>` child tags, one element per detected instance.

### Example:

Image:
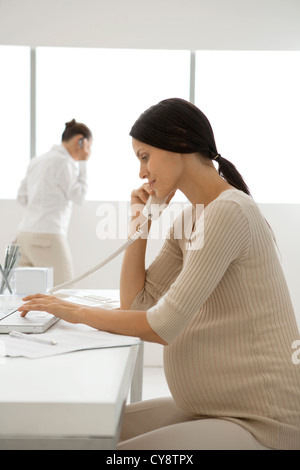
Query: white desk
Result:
<box><xmin>0</xmin><ymin>289</ymin><xmax>143</xmax><ymax>450</ymax></box>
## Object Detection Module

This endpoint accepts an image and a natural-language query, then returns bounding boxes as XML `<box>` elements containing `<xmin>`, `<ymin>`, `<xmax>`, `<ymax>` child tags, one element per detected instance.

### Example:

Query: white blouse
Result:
<box><xmin>17</xmin><ymin>145</ymin><xmax>87</xmax><ymax>235</ymax></box>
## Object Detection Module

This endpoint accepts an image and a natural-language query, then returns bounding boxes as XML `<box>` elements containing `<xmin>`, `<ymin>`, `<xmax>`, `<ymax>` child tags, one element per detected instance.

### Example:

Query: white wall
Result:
<box><xmin>0</xmin><ymin>0</ymin><xmax>300</xmax><ymax>50</ymax></box>
<box><xmin>1</xmin><ymin>199</ymin><xmax>300</xmax><ymax>365</ymax></box>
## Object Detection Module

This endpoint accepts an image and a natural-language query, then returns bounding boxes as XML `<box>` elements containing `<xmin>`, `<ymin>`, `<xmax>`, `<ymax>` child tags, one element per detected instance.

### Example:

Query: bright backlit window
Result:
<box><xmin>195</xmin><ymin>51</ymin><xmax>300</xmax><ymax>203</ymax></box>
<box><xmin>36</xmin><ymin>48</ymin><xmax>191</xmax><ymax>201</ymax></box>
<box><xmin>1</xmin><ymin>48</ymin><xmax>299</xmax><ymax>204</ymax></box>
<box><xmin>0</xmin><ymin>46</ymin><xmax>30</xmax><ymax>199</ymax></box>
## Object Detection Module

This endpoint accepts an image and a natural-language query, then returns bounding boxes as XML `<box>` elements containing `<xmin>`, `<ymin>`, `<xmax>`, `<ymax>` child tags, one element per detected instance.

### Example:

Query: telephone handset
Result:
<box><xmin>142</xmin><ymin>195</ymin><xmax>168</xmax><ymax>221</ymax></box>
<box><xmin>48</xmin><ymin>194</ymin><xmax>168</xmax><ymax>294</ymax></box>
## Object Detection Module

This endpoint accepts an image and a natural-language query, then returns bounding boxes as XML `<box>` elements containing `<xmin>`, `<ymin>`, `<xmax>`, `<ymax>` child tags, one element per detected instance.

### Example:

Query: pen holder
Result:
<box><xmin>0</xmin><ymin>265</ymin><xmax>13</xmax><ymax>294</ymax></box>
<box><xmin>0</xmin><ymin>244</ymin><xmax>21</xmax><ymax>294</ymax></box>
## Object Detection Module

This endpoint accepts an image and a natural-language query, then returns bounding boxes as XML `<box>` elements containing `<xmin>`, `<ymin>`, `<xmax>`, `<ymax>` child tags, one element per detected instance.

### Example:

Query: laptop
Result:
<box><xmin>0</xmin><ymin>295</ymin><xmax>58</xmax><ymax>334</ymax></box>
<box><xmin>0</xmin><ymin>291</ymin><xmax>120</xmax><ymax>334</ymax></box>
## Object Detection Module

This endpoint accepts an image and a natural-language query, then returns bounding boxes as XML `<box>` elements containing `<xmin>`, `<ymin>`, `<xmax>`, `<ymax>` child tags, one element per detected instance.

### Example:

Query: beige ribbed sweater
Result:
<box><xmin>131</xmin><ymin>189</ymin><xmax>300</xmax><ymax>449</ymax></box>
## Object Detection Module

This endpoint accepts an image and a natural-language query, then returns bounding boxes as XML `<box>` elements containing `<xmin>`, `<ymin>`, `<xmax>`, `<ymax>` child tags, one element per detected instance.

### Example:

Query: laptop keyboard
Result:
<box><xmin>0</xmin><ymin>296</ymin><xmax>23</xmax><ymax>320</ymax></box>
<box><xmin>0</xmin><ymin>306</ymin><xmax>18</xmax><ymax>320</ymax></box>
<box><xmin>0</xmin><ymin>293</ymin><xmax>120</xmax><ymax>321</ymax></box>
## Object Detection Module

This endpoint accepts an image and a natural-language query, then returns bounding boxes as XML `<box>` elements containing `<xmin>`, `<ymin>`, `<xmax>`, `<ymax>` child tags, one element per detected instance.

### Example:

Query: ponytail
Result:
<box><xmin>214</xmin><ymin>154</ymin><xmax>251</xmax><ymax>196</ymax></box>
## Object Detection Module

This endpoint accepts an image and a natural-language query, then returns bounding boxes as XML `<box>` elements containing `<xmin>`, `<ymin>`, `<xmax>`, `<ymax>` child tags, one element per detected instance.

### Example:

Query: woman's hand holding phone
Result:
<box><xmin>77</xmin><ymin>137</ymin><xmax>92</xmax><ymax>161</ymax></box>
<box><xmin>130</xmin><ymin>182</ymin><xmax>154</xmax><ymax>207</ymax></box>
<box><xmin>130</xmin><ymin>183</ymin><xmax>175</xmax><ymax>208</ymax></box>
<box><xmin>130</xmin><ymin>184</ymin><xmax>176</xmax><ymax>234</ymax></box>
<box><xmin>129</xmin><ymin>183</ymin><xmax>152</xmax><ymax>235</ymax></box>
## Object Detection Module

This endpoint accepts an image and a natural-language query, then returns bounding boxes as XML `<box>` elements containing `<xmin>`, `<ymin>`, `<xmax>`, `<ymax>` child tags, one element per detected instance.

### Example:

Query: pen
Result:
<box><xmin>9</xmin><ymin>331</ymin><xmax>57</xmax><ymax>346</ymax></box>
<box><xmin>4</xmin><ymin>245</ymin><xmax>9</xmax><ymax>269</ymax></box>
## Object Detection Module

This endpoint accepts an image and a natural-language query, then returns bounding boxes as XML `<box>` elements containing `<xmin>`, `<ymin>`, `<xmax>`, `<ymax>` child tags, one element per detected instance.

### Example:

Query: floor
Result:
<box><xmin>141</xmin><ymin>366</ymin><xmax>171</xmax><ymax>401</ymax></box>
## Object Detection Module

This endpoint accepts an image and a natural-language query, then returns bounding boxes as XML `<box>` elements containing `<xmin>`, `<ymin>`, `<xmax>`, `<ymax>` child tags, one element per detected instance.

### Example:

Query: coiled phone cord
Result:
<box><xmin>48</xmin><ymin>223</ymin><xmax>147</xmax><ymax>295</ymax></box>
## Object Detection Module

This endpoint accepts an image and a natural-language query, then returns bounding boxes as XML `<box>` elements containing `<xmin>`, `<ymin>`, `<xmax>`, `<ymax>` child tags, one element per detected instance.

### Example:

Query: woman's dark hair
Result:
<box><xmin>61</xmin><ymin>119</ymin><xmax>92</xmax><ymax>142</ymax></box>
<box><xmin>130</xmin><ymin>98</ymin><xmax>251</xmax><ymax>196</ymax></box>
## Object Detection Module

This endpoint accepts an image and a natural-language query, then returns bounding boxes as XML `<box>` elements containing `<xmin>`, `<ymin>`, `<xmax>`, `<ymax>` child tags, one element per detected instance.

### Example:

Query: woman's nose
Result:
<box><xmin>139</xmin><ymin>164</ymin><xmax>149</xmax><ymax>180</ymax></box>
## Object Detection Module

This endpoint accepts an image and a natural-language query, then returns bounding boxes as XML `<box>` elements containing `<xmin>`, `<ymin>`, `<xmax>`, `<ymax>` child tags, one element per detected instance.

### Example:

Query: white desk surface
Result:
<box><xmin>0</xmin><ymin>289</ymin><xmax>142</xmax><ymax>450</ymax></box>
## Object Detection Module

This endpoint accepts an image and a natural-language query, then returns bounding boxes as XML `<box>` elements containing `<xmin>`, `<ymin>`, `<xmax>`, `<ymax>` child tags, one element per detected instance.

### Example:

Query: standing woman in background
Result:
<box><xmin>18</xmin><ymin>99</ymin><xmax>300</xmax><ymax>449</ymax></box>
<box><xmin>16</xmin><ymin>119</ymin><xmax>93</xmax><ymax>285</ymax></box>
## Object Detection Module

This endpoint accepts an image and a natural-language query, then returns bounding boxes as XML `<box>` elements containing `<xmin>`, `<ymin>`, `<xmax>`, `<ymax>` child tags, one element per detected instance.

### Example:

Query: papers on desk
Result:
<box><xmin>0</xmin><ymin>321</ymin><xmax>140</xmax><ymax>359</ymax></box>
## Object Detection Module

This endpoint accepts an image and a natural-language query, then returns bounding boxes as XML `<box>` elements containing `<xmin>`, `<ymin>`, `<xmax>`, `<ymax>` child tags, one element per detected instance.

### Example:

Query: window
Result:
<box><xmin>36</xmin><ymin>48</ymin><xmax>191</xmax><ymax>201</ymax></box>
<box><xmin>2</xmin><ymin>48</ymin><xmax>299</xmax><ymax>204</ymax></box>
<box><xmin>195</xmin><ymin>51</ymin><xmax>300</xmax><ymax>203</ymax></box>
<box><xmin>0</xmin><ymin>46</ymin><xmax>30</xmax><ymax>199</ymax></box>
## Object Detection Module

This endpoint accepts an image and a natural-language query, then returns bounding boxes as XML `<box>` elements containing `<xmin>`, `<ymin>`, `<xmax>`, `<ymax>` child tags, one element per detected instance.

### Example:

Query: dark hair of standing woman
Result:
<box><xmin>130</xmin><ymin>98</ymin><xmax>251</xmax><ymax>196</ymax></box>
<box><xmin>61</xmin><ymin>119</ymin><xmax>93</xmax><ymax>142</ymax></box>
